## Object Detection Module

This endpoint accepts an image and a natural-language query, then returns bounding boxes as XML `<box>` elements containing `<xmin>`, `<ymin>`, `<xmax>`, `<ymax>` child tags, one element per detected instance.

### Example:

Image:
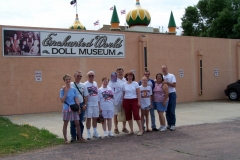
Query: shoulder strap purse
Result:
<box><xmin>64</xmin><ymin>101</ymin><xmax>79</xmax><ymax>112</ymax></box>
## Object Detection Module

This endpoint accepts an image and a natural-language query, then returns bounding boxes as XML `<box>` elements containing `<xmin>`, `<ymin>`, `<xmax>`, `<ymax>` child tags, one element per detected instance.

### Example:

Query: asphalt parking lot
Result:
<box><xmin>2</xmin><ymin>100</ymin><xmax>240</xmax><ymax>160</ymax></box>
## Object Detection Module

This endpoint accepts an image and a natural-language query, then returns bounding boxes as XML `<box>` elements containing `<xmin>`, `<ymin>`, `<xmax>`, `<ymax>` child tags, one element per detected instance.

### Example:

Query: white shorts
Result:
<box><xmin>102</xmin><ymin>110</ymin><xmax>114</xmax><ymax>119</ymax></box>
<box><xmin>114</xmin><ymin>101</ymin><xmax>122</xmax><ymax>115</ymax></box>
<box><xmin>85</xmin><ymin>106</ymin><xmax>99</xmax><ymax>118</ymax></box>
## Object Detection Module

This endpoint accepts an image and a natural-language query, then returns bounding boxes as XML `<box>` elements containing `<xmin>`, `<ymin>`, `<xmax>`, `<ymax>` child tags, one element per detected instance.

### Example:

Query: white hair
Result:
<box><xmin>87</xmin><ymin>71</ymin><xmax>95</xmax><ymax>75</ymax></box>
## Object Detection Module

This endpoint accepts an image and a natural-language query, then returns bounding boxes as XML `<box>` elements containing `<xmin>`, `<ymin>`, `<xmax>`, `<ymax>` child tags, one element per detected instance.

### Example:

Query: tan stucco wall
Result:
<box><xmin>0</xmin><ymin>25</ymin><xmax>239</xmax><ymax>115</ymax></box>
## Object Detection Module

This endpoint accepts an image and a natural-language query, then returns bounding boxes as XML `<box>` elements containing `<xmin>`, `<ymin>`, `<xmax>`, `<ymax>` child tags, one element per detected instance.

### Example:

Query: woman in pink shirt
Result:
<box><xmin>153</xmin><ymin>73</ymin><xmax>169</xmax><ymax>131</ymax></box>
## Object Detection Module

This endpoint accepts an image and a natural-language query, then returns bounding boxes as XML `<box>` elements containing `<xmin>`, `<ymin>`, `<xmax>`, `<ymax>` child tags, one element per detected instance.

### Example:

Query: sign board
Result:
<box><xmin>35</xmin><ymin>71</ymin><xmax>42</xmax><ymax>81</ymax></box>
<box><xmin>179</xmin><ymin>69</ymin><xmax>184</xmax><ymax>78</ymax></box>
<box><xmin>2</xmin><ymin>28</ymin><xmax>125</xmax><ymax>58</ymax></box>
<box><xmin>214</xmin><ymin>69</ymin><xmax>218</xmax><ymax>77</ymax></box>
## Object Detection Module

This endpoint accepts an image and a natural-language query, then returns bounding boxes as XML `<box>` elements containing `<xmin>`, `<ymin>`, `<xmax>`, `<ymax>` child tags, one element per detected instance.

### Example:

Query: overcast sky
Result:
<box><xmin>0</xmin><ymin>0</ymin><xmax>199</xmax><ymax>34</ymax></box>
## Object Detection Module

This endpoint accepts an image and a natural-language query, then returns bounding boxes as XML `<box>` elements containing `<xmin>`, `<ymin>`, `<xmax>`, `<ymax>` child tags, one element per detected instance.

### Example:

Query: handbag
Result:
<box><xmin>97</xmin><ymin>113</ymin><xmax>104</xmax><ymax>123</ymax></box>
<box><xmin>117</xmin><ymin>107</ymin><xmax>126</xmax><ymax>122</ymax></box>
<box><xmin>64</xmin><ymin>102</ymin><xmax>79</xmax><ymax>112</ymax></box>
<box><xmin>74</xmin><ymin>82</ymin><xmax>85</xmax><ymax>104</ymax></box>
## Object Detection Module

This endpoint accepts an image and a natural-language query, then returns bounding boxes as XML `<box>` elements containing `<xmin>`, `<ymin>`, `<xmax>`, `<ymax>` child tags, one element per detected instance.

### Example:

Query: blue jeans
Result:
<box><xmin>70</xmin><ymin>102</ymin><xmax>85</xmax><ymax>139</ymax></box>
<box><xmin>150</xmin><ymin>101</ymin><xmax>156</xmax><ymax>129</ymax></box>
<box><xmin>166</xmin><ymin>92</ymin><xmax>177</xmax><ymax>126</ymax></box>
<box><xmin>143</xmin><ymin>102</ymin><xmax>156</xmax><ymax>129</ymax></box>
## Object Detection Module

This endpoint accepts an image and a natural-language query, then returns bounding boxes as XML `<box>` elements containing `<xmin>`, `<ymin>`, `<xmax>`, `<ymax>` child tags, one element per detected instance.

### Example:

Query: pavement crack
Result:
<box><xmin>172</xmin><ymin>149</ymin><xmax>208</xmax><ymax>158</ymax></box>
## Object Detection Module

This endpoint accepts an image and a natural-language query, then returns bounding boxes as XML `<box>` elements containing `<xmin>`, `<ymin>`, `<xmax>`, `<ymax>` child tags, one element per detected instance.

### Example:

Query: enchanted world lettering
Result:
<box><xmin>42</xmin><ymin>33</ymin><xmax>123</xmax><ymax>48</ymax></box>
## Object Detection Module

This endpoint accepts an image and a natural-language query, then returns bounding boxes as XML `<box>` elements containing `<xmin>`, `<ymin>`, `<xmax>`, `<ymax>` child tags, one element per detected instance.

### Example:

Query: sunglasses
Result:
<box><xmin>88</xmin><ymin>75</ymin><xmax>94</xmax><ymax>77</ymax></box>
<box><xmin>65</xmin><ymin>79</ymin><xmax>71</xmax><ymax>81</ymax></box>
<box><xmin>76</xmin><ymin>75</ymin><xmax>82</xmax><ymax>78</ymax></box>
<box><xmin>145</xmin><ymin>74</ymin><xmax>150</xmax><ymax>75</ymax></box>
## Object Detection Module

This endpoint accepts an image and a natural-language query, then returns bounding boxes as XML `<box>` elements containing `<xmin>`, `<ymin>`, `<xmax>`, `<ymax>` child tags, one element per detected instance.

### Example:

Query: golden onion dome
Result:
<box><xmin>69</xmin><ymin>14</ymin><xmax>86</xmax><ymax>30</ymax></box>
<box><xmin>126</xmin><ymin>0</ymin><xmax>151</xmax><ymax>27</ymax></box>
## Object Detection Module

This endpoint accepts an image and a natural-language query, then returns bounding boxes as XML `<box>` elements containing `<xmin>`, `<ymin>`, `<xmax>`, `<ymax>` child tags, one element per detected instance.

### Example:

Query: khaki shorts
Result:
<box><xmin>114</xmin><ymin>101</ymin><xmax>122</xmax><ymax>115</ymax></box>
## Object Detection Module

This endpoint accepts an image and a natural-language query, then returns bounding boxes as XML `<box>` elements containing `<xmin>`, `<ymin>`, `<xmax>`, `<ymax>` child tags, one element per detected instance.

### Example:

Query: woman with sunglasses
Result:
<box><xmin>60</xmin><ymin>74</ymin><xmax>84</xmax><ymax>144</ymax></box>
<box><xmin>122</xmin><ymin>72</ymin><xmax>144</xmax><ymax>136</ymax></box>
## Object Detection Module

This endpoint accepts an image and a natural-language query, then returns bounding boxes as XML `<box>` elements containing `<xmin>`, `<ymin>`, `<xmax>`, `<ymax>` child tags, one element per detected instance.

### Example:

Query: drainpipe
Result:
<box><xmin>237</xmin><ymin>42</ymin><xmax>240</xmax><ymax>79</ymax></box>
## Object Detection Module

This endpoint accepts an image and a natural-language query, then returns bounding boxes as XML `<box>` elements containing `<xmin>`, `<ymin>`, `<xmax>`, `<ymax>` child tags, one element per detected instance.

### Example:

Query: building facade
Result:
<box><xmin>1</xmin><ymin>0</ymin><xmax>240</xmax><ymax>115</ymax></box>
<box><xmin>0</xmin><ymin>24</ymin><xmax>240</xmax><ymax>115</ymax></box>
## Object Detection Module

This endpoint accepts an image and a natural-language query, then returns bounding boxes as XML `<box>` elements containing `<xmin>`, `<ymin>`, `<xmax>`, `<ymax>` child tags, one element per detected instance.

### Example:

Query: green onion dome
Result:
<box><xmin>69</xmin><ymin>14</ymin><xmax>86</xmax><ymax>30</ymax></box>
<box><xmin>126</xmin><ymin>0</ymin><xmax>151</xmax><ymax>27</ymax></box>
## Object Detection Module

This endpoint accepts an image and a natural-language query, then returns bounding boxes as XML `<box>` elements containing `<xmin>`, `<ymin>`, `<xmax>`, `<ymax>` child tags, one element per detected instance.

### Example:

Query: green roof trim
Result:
<box><xmin>77</xmin><ymin>26</ymin><xmax>86</xmax><ymax>30</ymax></box>
<box><xmin>69</xmin><ymin>25</ymin><xmax>86</xmax><ymax>30</ymax></box>
<box><xmin>168</xmin><ymin>11</ymin><xmax>176</xmax><ymax>27</ymax></box>
<box><xmin>126</xmin><ymin>15</ymin><xmax>150</xmax><ymax>27</ymax></box>
<box><xmin>111</xmin><ymin>5</ymin><xmax>120</xmax><ymax>23</ymax></box>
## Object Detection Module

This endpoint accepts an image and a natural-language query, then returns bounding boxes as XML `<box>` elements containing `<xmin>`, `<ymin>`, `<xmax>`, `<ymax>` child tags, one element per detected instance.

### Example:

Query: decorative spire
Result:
<box><xmin>111</xmin><ymin>5</ymin><xmax>120</xmax><ymax>23</ymax></box>
<box><xmin>69</xmin><ymin>14</ymin><xmax>86</xmax><ymax>30</ymax></box>
<box><xmin>110</xmin><ymin>5</ymin><xmax>120</xmax><ymax>31</ymax></box>
<box><xmin>126</xmin><ymin>0</ymin><xmax>151</xmax><ymax>27</ymax></box>
<box><xmin>168</xmin><ymin>11</ymin><xmax>176</xmax><ymax>27</ymax></box>
<box><xmin>136</xmin><ymin>0</ymin><xmax>140</xmax><ymax>6</ymax></box>
<box><xmin>168</xmin><ymin>11</ymin><xmax>176</xmax><ymax>34</ymax></box>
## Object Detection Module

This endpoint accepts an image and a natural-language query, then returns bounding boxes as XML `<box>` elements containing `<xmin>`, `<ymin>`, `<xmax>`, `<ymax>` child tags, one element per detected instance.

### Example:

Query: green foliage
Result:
<box><xmin>0</xmin><ymin>117</ymin><xmax>63</xmax><ymax>156</ymax></box>
<box><xmin>181</xmin><ymin>0</ymin><xmax>240</xmax><ymax>38</ymax></box>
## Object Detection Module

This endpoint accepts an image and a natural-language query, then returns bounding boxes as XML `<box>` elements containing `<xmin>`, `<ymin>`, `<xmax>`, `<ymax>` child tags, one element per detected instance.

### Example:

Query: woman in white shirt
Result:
<box><xmin>98</xmin><ymin>77</ymin><xmax>114</xmax><ymax>137</ymax></box>
<box><xmin>122</xmin><ymin>72</ymin><xmax>144</xmax><ymax>136</ymax></box>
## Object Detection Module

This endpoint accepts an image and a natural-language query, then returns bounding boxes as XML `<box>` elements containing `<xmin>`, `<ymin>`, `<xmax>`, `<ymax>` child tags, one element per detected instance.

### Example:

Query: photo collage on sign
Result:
<box><xmin>3</xmin><ymin>30</ymin><xmax>40</xmax><ymax>56</ymax></box>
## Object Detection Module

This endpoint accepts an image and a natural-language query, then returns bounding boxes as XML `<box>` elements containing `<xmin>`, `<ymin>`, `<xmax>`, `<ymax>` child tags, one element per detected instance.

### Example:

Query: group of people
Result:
<box><xmin>59</xmin><ymin>66</ymin><xmax>177</xmax><ymax>144</ymax></box>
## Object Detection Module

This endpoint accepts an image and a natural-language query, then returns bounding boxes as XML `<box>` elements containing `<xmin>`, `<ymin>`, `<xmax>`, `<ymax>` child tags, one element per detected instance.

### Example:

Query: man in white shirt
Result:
<box><xmin>70</xmin><ymin>71</ymin><xmax>88</xmax><ymax>142</ymax></box>
<box><xmin>108</xmin><ymin>68</ymin><xmax>129</xmax><ymax>134</ymax></box>
<box><xmin>84</xmin><ymin>71</ymin><xmax>101</xmax><ymax>139</ymax></box>
<box><xmin>162</xmin><ymin>65</ymin><xmax>177</xmax><ymax>131</ymax></box>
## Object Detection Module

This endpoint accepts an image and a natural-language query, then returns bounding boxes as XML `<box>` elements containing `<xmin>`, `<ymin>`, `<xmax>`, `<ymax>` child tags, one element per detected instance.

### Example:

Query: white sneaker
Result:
<box><xmin>87</xmin><ymin>132</ymin><xmax>91</xmax><ymax>140</ymax></box>
<box><xmin>159</xmin><ymin>127</ymin><xmax>167</xmax><ymax>132</ymax></box>
<box><xmin>93</xmin><ymin>132</ymin><xmax>101</xmax><ymax>138</ymax></box>
<box><xmin>170</xmin><ymin>125</ymin><xmax>175</xmax><ymax>131</ymax></box>
<box><xmin>103</xmin><ymin>132</ymin><xmax>108</xmax><ymax>137</ymax></box>
<box><xmin>158</xmin><ymin>126</ymin><xmax>162</xmax><ymax>130</ymax></box>
<box><xmin>109</xmin><ymin>132</ymin><xmax>114</xmax><ymax>137</ymax></box>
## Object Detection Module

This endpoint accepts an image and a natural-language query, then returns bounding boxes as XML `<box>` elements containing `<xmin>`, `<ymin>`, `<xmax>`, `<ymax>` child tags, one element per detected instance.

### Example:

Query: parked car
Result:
<box><xmin>224</xmin><ymin>80</ymin><xmax>240</xmax><ymax>100</ymax></box>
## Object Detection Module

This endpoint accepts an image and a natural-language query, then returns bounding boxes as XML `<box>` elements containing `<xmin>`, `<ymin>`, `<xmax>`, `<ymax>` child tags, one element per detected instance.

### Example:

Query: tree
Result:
<box><xmin>181</xmin><ymin>0</ymin><xmax>240</xmax><ymax>38</ymax></box>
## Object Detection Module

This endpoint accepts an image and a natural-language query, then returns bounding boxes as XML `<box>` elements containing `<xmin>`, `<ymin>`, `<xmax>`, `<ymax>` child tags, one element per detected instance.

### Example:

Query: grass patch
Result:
<box><xmin>0</xmin><ymin>116</ymin><xmax>63</xmax><ymax>156</ymax></box>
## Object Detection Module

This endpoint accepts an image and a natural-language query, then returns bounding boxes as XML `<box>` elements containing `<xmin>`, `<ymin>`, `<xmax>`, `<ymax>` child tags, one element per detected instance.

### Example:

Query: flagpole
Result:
<box><xmin>76</xmin><ymin>0</ymin><xmax>78</xmax><ymax>14</ymax></box>
<box><xmin>125</xmin><ymin>9</ymin><xmax>126</xmax><ymax>26</ymax></box>
<box><xmin>99</xmin><ymin>20</ymin><xmax>100</xmax><ymax>30</ymax></box>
